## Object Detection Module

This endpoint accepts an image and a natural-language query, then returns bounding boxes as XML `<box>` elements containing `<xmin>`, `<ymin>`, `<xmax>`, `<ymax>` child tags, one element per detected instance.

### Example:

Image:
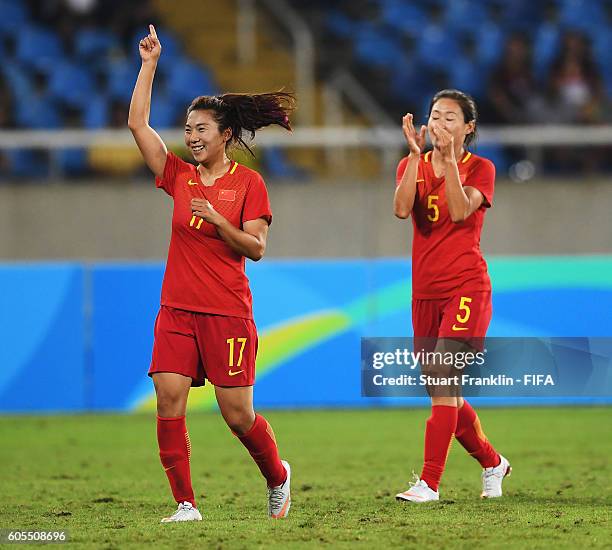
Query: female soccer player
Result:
<box><xmin>393</xmin><ymin>89</ymin><xmax>511</xmax><ymax>502</ymax></box>
<box><xmin>128</xmin><ymin>25</ymin><xmax>293</xmax><ymax>522</ymax></box>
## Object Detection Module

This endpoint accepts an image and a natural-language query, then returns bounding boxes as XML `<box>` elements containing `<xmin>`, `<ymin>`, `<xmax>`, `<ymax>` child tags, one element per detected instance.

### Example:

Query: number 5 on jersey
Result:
<box><xmin>427</xmin><ymin>195</ymin><xmax>439</xmax><ymax>222</ymax></box>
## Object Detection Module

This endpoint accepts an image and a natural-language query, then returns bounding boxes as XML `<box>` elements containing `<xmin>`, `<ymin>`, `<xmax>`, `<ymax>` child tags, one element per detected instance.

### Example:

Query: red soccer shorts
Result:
<box><xmin>149</xmin><ymin>306</ymin><xmax>258</xmax><ymax>387</ymax></box>
<box><xmin>412</xmin><ymin>290</ymin><xmax>492</xmax><ymax>352</ymax></box>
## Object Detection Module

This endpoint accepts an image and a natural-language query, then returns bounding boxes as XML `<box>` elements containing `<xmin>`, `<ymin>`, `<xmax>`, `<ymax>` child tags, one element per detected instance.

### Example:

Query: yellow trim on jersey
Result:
<box><xmin>424</xmin><ymin>151</ymin><xmax>432</xmax><ymax>163</ymax></box>
<box><xmin>229</xmin><ymin>161</ymin><xmax>238</xmax><ymax>175</ymax></box>
<box><xmin>462</xmin><ymin>151</ymin><xmax>472</xmax><ymax>164</ymax></box>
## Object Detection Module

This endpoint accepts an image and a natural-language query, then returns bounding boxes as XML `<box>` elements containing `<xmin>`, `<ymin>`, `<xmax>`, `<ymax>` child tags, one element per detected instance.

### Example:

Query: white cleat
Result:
<box><xmin>481</xmin><ymin>455</ymin><xmax>512</xmax><ymax>498</ymax></box>
<box><xmin>396</xmin><ymin>475</ymin><xmax>440</xmax><ymax>503</ymax></box>
<box><xmin>160</xmin><ymin>501</ymin><xmax>203</xmax><ymax>523</ymax></box>
<box><xmin>268</xmin><ymin>460</ymin><xmax>291</xmax><ymax>518</ymax></box>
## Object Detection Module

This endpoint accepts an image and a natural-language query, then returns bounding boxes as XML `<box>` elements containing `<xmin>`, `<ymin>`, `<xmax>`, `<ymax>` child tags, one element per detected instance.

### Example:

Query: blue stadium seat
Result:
<box><xmin>592</xmin><ymin>31</ymin><xmax>612</xmax><ymax>72</ymax></box>
<box><xmin>166</xmin><ymin>59</ymin><xmax>216</xmax><ymax>104</ymax></box>
<box><xmin>149</xmin><ymin>93</ymin><xmax>181</xmax><ymax>128</ymax></box>
<box><xmin>0</xmin><ymin>0</ymin><xmax>28</xmax><ymax>36</ymax></box>
<box><xmin>15</xmin><ymin>25</ymin><xmax>65</xmax><ymax>73</ymax></box>
<box><xmin>475</xmin><ymin>21</ymin><xmax>505</xmax><ymax>69</ymax></box>
<box><xmin>6</xmin><ymin>150</ymin><xmax>50</xmax><ymax>178</ymax></box>
<box><xmin>559</xmin><ymin>0</ymin><xmax>605</xmax><ymax>32</ymax></box>
<box><xmin>56</xmin><ymin>149</ymin><xmax>89</xmax><ymax>176</ymax></box>
<box><xmin>74</xmin><ymin>28</ymin><xmax>120</xmax><ymax>61</ymax></box>
<box><xmin>417</xmin><ymin>24</ymin><xmax>457</xmax><ymax>70</ymax></box>
<box><xmin>380</xmin><ymin>1</ymin><xmax>429</xmax><ymax>37</ymax></box>
<box><xmin>445</xmin><ymin>0</ymin><xmax>488</xmax><ymax>35</ymax></box>
<box><xmin>106</xmin><ymin>59</ymin><xmax>139</xmax><ymax>103</ymax></box>
<box><xmin>533</xmin><ymin>22</ymin><xmax>560</xmax><ymax>77</ymax></box>
<box><xmin>449</xmin><ymin>55</ymin><xmax>485</xmax><ymax>98</ymax></box>
<box><xmin>354</xmin><ymin>25</ymin><xmax>405</xmax><ymax>68</ymax></box>
<box><xmin>491</xmin><ymin>0</ymin><xmax>540</xmax><ymax>34</ymax></box>
<box><xmin>390</xmin><ymin>59</ymin><xmax>431</xmax><ymax>104</ymax></box>
<box><xmin>82</xmin><ymin>94</ymin><xmax>110</xmax><ymax>129</ymax></box>
<box><xmin>15</xmin><ymin>94</ymin><xmax>61</xmax><ymax>129</ymax></box>
<box><xmin>1</xmin><ymin>62</ymin><xmax>32</xmax><ymax>99</ymax></box>
<box><xmin>48</xmin><ymin>62</ymin><xmax>95</xmax><ymax>108</ymax></box>
<box><xmin>262</xmin><ymin>147</ymin><xmax>308</xmax><ymax>179</ymax></box>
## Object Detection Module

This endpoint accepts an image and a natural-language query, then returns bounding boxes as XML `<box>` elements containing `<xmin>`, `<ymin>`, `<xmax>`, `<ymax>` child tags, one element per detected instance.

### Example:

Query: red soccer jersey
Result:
<box><xmin>156</xmin><ymin>152</ymin><xmax>272</xmax><ymax>318</ymax></box>
<box><xmin>396</xmin><ymin>150</ymin><xmax>495</xmax><ymax>299</ymax></box>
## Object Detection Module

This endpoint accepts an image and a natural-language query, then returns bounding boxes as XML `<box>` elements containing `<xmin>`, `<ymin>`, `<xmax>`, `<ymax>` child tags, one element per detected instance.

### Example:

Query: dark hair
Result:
<box><xmin>187</xmin><ymin>92</ymin><xmax>296</xmax><ymax>155</ymax></box>
<box><xmin>428</xmin><ymin>89</ymin><xmax>478</xmax><ymax>147</ymax></box>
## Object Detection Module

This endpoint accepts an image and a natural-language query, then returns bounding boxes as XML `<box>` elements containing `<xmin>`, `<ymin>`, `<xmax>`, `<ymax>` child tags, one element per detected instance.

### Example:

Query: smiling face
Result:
<box><xmin>428</xmin><ymin>98</ymin><xmax>474</xmax><ymax>149</ymax></box>
<box><xmin>184</xmin><ymin>109</ymin><xmax>231</xmax><ymax>164</ymax></box>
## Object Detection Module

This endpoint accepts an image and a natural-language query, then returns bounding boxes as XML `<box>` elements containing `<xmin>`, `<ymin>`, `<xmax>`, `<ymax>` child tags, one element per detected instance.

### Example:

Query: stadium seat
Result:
<box><xmin>262</xmin><ymin>147</ymin><xmax>308</xmax><ymax>179</ymax></box>
<box><xmin>74</xmin><ymin>28</ymin><xmax>120</xmax><ymax>62</ymax></box>
<box><xmin>1</xmin><ymin>62</ymin><xmax>32</xmax><ymax>99</ymax></box>
<box><xmin>354</xmin><ymin>25</ymin><xmax>405</xmax><ymax>68</ymax></box>
<box><xmin>390</xmin><ymin>59</ymin><xmax>431</xmax><ymax>104</ymax></box>
<box><xmin>445</xmin><ymin>0</ymin><xmax>488</xmax><ymax>36</ymax></box>
<box><xmin>106</xmin><ymin>59</ymin><xmax>139</xmax><ymax>103</ymax></box>
<box><xmin>88</xmin><ymin>145</ymin><xmax>144</xmax><ymax>176</ymax></box>
<box><xmin>592</xmin><ymin>31</ymin><xmax>612</xmax><ymax>72</ymax></box>
<box><xmin>0</xmin><ymin>0</ymin><xmax>28</xmax><ymax>36</ymax></box>
<box><xmin>7</xmin><ymin>149</ymin><xmax>50</xmax><ymax>178</ymax></box>
<box><xmin>15</xmin><ymin>94</ymin><xmax>61</xmax><ymax>129</ymax></box>
<box><xmin>380</xmin><ymin>1</ymin><xmax>429</xmax><ymax>37</ymax></box>
<box><xmin>533</xmin><ymin>23</ymin><xmax>560</xmax><ymax>77</ymax></box>
<box><xmin>166</xmin><ymin>60</ymin><xmax>217</xmax><ymax>104</ymax></box>
<box><xmin>82</xmin><ymin>94</ymin><xmax>110</xmax><ymax>129</ymax></box>
<box><xmin>475</xmin><ymin>21</ymin><xmax>505</xmax><ymax>69</ymax></box>
<box><xmin>15</xmin><ymin>25</ymin><xmax>65</xmax><ymax>73</ymax></box>
<box><xmin>449</xmin><ymin>55</ymin><xmax>484</xmax><ymax>98</ymax></box>
<box><xmin>149</xmin><ymin>93</ymin><xmax>181</xmax><ymax>128</ymax></box>
<box><xmin>559</xmin><ymin>0</ymin><xmax>605</xmax><ymax>32</ymax></box>
<box><xmin>48</xmin><ymin>62</ymin><xmax>95</xmax><ymax>108</ymax></box>
<box><xmin>416</xmin><ymin>23</ymin><xmax>457</xmax><ymax>71</ymax></box>
<box><xmin>55</xmin><ymin>149</ymin><xmax>89</xmax><ymax>177</ymax></box>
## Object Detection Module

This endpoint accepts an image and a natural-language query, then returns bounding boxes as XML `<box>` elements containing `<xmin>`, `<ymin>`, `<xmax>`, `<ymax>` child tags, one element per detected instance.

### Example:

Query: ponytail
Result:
<box><xmin>187</xmin><ymin>91</ymin><xmax>296</xmax><ymax>155</ymax></box>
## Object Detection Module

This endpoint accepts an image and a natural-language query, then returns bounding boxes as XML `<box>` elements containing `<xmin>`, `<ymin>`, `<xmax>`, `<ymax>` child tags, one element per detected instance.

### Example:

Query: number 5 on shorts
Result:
<box><xmin>457</xmin><ymin>296</ymin><xmax>472</xmax><ymax>323</ymax></box>
<box><xmin>226</xmin><ymin>337</ymin><xmax>247</xmax><ymax>367</ymax></box>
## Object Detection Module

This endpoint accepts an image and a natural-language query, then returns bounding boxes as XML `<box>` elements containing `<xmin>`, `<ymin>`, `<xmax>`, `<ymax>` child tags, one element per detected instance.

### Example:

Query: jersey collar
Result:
<box><xmin>424</xmin><ymin>150</ymin><xmax>472</xmax><ymax>164</ymax></box>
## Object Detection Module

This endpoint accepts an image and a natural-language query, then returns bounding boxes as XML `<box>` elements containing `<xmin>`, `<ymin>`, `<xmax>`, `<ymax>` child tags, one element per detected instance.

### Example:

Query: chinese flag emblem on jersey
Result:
<box><xmin>219</xmin><ymin>189</ymin><xmax>236</xmax><ymax>201</ymax></box>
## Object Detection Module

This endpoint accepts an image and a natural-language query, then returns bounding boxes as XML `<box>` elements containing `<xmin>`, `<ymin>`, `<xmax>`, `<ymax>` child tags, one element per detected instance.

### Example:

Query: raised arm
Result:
<box><xmin>394</xmin><ymin>114</ymin><xmax>426</xmax><ymax>219</ymax></box>
<box><xmin>127</xmin><ymin>24</ymin><xmax>167</xmax><ymax>178</ymax></box>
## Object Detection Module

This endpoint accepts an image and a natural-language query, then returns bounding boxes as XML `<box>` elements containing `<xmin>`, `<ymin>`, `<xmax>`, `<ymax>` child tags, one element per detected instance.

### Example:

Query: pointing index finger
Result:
<box><xmin>149</xmin><ymin>24</ymin><xmax>157</xmax><ymax>38</ymax></box>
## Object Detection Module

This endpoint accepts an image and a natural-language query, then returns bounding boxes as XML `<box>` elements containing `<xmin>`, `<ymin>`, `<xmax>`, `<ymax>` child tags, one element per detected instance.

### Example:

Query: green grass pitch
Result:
<box><xmin>1</xmin><ymin>407</ymin><xmax>610</xmax><ymax>549</ymax></box>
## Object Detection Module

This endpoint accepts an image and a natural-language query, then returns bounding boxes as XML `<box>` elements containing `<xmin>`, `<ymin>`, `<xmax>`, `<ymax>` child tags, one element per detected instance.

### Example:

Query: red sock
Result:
<box><xmin>236</xmin><ymin>414</ymin><xmax>286</xmax><ymax>487</ymax></box>
<box><xmin>420</xmin><ymin>405</ymin><xmax>458</xmax><ymax>492</ymax></box>
<box><xmin>455</xmin><ymin>401</ymin><xmax>500</xmax><ymax>468</ymax></box>
<box><xmin>157</xmin><ymin>416</ymin><xmax>196</xmax><ymax>507</ymax></box>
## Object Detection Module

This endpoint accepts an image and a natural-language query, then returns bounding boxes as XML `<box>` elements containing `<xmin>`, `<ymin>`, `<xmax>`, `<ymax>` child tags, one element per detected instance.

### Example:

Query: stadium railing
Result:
<box><xmin>1</xmin><ymin>125</ymin><xmax>611</xmax><ymax>178</ymax></box>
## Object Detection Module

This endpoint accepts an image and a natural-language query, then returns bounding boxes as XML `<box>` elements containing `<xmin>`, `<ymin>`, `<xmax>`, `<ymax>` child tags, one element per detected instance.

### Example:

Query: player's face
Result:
<box><xmin>184</xmin><ymin>109</ymin><xmax>229</xmax><ymax>164</ymax></box>
<box><xmin>428</xmin><ymin>98</ymin><xmax>473</xmax><ymax>148</ymax></box>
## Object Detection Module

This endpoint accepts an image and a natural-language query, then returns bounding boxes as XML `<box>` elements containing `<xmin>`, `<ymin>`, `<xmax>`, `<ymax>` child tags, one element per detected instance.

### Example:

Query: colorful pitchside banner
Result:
<box><xmin>1</xmin><ymin>257</ymin><xmax>611</xmax><ymax>412</ymax></box>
